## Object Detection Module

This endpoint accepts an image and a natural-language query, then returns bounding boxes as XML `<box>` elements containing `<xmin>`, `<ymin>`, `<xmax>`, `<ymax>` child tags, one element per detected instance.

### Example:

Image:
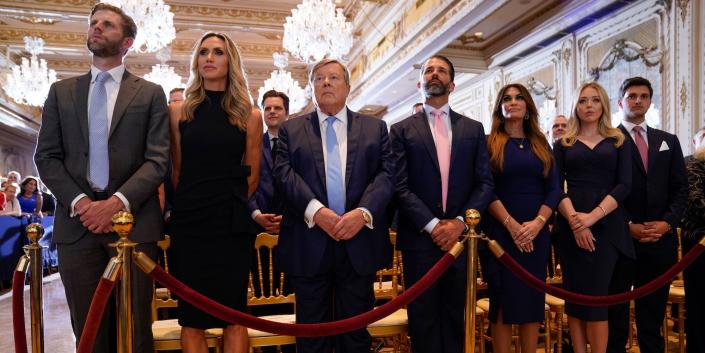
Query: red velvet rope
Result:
<box><xmin>495</xmin><ymin>241</ymin><xmax>704</xmax><ymax>307</ymax></box>
<box><xmin>12</xmin><ymin>270</ymin><xmax>28</xmax><ymax>353</ymax></box>
<box><xmin>77</xmin><ymin>277</ymin><xmax>118</xmax><ymax>353</ymax></box>
<box><xmin>147</xmin><ymin>252</ymin><xmax>457</xmax><ymax>337</ymax></box>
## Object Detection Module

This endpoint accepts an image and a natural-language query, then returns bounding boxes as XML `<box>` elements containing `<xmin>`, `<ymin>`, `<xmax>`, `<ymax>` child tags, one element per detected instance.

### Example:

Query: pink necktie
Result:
<box><xmin>433</xmin><ymin>109</ymin><xmax>450</xmax><ymax>212</ymax></box>
<box><xmin>633</xmin><ymin>126</ymin><xmax>648</xmax><ymax>171</ymax></box>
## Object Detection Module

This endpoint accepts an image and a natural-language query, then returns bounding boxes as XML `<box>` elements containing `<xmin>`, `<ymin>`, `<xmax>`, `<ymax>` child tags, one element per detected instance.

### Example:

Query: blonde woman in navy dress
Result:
<box><xmin>553</xmin><ymin>82</ymin><xmax>633</xmax><ymax>353</ymax></box>
<box><xmin>485</xmin><ymin>83</ymin><xmax>561</xmax><ymax>353</ymax></box>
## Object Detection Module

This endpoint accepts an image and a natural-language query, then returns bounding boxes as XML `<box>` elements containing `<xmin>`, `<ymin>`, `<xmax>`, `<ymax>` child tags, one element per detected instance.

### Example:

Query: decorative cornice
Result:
<box><xmin>10</xmin><ymin>16</ymin><xmax>58</xmax><ymax>25</ymax></box>
<box><xmin>0</xmin><ymin>29</ymin><xmax>285</xmax><ymax>57</ymax></box>
<box><xmin>169</xmin><ymin>5</ymin><xmax>288</xmax><ymax>24</ymax></box>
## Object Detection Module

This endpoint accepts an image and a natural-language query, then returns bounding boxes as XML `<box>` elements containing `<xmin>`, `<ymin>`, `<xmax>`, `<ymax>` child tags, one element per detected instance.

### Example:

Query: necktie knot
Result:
<box><xmin>632</xmin><ymin>125</ymin><xmax>649</xmax><ymax>171</ymax></box>
<box><xmin>326</xmin><ymin>116</ymin><xmax>337</xmax><ymax>127</ymax></box>
<box><xmin>633</xmin><ymin>125</ymin><xmax>644</xmax><ymax>134</ymax></box>
<box><xmin>432</xmin><ymin>109</ymin><xmax>443</xmax><ymax>120</ymax></box>
<box><xmin>95</xmin><ymin>71</ymin><xmax>110</xmax><ymax>84</ymax></box>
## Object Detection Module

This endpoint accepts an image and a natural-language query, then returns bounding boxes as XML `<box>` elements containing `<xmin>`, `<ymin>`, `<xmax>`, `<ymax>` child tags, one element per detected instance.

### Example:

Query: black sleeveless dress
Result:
<box><xmin>170</xmin><ymin>90</ymin><xmax>255</xmax><ymax>329</ymax></box>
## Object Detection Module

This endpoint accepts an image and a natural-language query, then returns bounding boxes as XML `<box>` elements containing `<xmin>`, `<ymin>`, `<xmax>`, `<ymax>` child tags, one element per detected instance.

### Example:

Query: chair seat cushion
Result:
<box><xmin>368</xmin><ymin>308</ymin><xmax>408</xmax><ymax>327</ymax></box>
<box><xmin>247</xmin><ymin>314</ymin><xmax>297</xmax><ymax>337</ymax></box>
<box><xmin>545</xmin><ymin>294</ymin><xmax>565</xmax><ymax>306</ymax></box>
<box><xmin>152</xmin><ymin>319</ymin><xmax>223</xmax><ymax>340</ymax></box>
<box><xmin>669</xmin><ymin>286</ymin><xmax>685</xmax><ymax>298</ymax></box>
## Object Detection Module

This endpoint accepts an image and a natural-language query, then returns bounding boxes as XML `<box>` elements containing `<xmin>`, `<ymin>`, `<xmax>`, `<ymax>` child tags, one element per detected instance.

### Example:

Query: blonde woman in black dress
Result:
<box><xmin>553</xmin><ymin>82</ymin><xmax>633</xmax><ymax>353</ymax></box>
<box><xmin>168</xmin><ymin>32</ymin><xmax>262</xmax><ymax>353</ymax></box>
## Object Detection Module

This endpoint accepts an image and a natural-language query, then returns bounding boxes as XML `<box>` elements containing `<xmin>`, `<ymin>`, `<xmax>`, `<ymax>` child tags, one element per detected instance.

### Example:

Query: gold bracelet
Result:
<box><xmin>535</xmin><ymin>215</ymin><xmax>547</xmax><ymax>223</ymax></box>
<box><xmin>502</xmin><ymin>215</ymin><xmax>511</xmax><ymax>226</ymax></box>
<box><xmin>597</xmin><ymin>205</ymin><xmax>607</xmax><ymax>217</ymax></box>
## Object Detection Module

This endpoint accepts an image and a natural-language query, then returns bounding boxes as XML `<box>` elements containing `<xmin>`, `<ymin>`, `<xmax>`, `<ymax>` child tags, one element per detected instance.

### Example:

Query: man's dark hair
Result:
<box><xmin>619</xmin><ymin>76</ymin><xmax>653</xmax><ymax>99</ymax></box>
<box><xmin>169</xmin><ymin>87</ymin><xmax>185</xmax><ymax>95</ymax></box>
<box><xmin>422</xmin><ymin>55</ymin><xmax>455</xmax><ymax>82</ymax></box>
<box><xmin>412</xmin><ymin>102</ymin><xmax>423</xmax><ymax>114</ymax></box>
<box><xmin>90</xmin><ymin>3</ymin><xmax>137</xmax><ymax>40</ymax></box>
<box><xmin>261</xmin><ymin>90</ymin><xmax>290</xmax><ymax>113</ymax></box>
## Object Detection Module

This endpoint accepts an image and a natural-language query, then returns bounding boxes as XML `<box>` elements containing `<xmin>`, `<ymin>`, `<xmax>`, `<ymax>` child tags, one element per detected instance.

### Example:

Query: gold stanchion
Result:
<box><xmin>464</xmin><ymin>209</ymin><xmax>481</xmax><ymax>353</ymax></box>
<box><xmin>25</xmin><ymin>223</ymin><xmax>45</xmax><ymax>353</ymax></box>
<box><xmin>111</xmin><ymin>211</ymin><xmax>137</xmax><ymax>353</ymax></box>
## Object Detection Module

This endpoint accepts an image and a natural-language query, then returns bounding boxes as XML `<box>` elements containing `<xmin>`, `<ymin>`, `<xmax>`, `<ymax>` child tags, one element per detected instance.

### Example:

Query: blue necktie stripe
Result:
<box><xmin>325</xmin><ymin>116</ymin><xmax>345</xmax><ymax>215</ymax></box>
<box><xmin>88</xmin><ymin>72</ymin><xmax>110</xmax><ymax>190</ymax></box>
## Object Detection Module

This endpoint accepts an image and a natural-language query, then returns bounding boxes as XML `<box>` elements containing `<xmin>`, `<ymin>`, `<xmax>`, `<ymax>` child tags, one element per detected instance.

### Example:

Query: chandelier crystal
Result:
<box><xmin>2</xmin><ymin>36</ymin><xmax>57</xmax><ymax>107</ymax></box>
<box><xmin>283</xmin><ymin>0</ymin><xmax>353</xmax><ymax>64</ymax></box>
<box><xmin>258</xmin><ymin>52</ymin><xmax>310</xmax><ymax>114</ymax></box>
<box><xmin>102</xmin><ymin>0</ymin><xmax>175</xmax><ymax>53</ymax></box>
<box><xmin>143</xmin><ymin>47</ymin><xmax>183</xmax><ymax>98</ymax></box>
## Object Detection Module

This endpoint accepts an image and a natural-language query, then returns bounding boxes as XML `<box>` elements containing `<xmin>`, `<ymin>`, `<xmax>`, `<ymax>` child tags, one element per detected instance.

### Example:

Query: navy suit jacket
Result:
<box><xmin>248</xmin><ymin>132</ymin><xmax>282</xmax><ymax>216</ymax></box>
<box><xmin>391</xmin><ymin>109</ymin><xmax>494</xmax><ymax>252</ymax></box>
<box><xmin>618</xmin><ymin>125</ymin><xmax>688</xmax><ymax>229</ymax></box>
<box><xmin>273</xmin><ymin>109</ymin><xmax>394</xmax><ymax>276</ymax></box>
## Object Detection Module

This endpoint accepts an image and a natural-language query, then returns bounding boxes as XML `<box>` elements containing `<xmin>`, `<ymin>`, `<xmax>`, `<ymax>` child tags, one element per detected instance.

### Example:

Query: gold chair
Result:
<box><xmin>545</xmin><ymin>245</ymin><xmax>565</xmax><ymax>353</ymax></box>
<box><xmin>247</xmin><ymin>232</ymin><xmax>297</xmax><ymax>352</ymax></box>
<box><xmin>151</xmin><ymin>235</ymin><xmax>224</xmax><ymax>352</ymax></box>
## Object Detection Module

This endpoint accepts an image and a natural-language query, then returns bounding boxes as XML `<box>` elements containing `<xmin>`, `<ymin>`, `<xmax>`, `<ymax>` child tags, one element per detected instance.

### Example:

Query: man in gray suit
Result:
<box><xmin>34</xmin><ymin>4</ymin><xmax>169</xmax><ymax>352</ymax></box>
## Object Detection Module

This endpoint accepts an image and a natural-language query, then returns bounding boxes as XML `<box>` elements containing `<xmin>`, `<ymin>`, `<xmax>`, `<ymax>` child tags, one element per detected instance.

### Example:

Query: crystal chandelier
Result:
<box><xmin>258</xmin><ymin>52</ymin><xmax>310</xmax><ymax>114</ymax></box>
<box><xmin>143</xmin><ymin>47</ymin><xmax>183</xmax><ymax>98</ymax></box>
<box><xmin>102</xmin><ymin>0</ymin><xmax>175</xmax><ymax>53</ymax></box>
<box><xmin>2</xmin><ymin>36</ymin><xmax>57</xmax><ymax>107</ymax></box>
<box><xmin>283</xmin><ymin>0</ymin><xmax>353</xmax><ymax>64</ymax></box>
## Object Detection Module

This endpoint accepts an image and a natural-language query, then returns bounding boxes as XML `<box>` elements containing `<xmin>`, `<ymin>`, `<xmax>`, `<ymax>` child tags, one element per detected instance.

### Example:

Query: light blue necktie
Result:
<box><xmin>325</xmin><ymin>116</ymin><xmax>345</xmax><ymax>215</ymax></box>
<box><xmin>88</xmin><ymin>71</ymin><xmax>111</xmax><ymax>190</ymax></box>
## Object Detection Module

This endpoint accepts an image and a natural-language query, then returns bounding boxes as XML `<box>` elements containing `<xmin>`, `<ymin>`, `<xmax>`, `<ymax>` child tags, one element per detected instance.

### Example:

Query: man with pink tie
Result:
<box><xmin>390</xmin><ymin>55</ymin><xmax>494</xmax><ymax>353</ymax></box>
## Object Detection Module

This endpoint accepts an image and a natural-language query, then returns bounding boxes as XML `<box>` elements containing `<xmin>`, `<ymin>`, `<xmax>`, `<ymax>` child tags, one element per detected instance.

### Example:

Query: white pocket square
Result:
<box><xmin>659</xmin><ymin>141</ymin><xmax>669</xmax><ymax>151</ymax></box>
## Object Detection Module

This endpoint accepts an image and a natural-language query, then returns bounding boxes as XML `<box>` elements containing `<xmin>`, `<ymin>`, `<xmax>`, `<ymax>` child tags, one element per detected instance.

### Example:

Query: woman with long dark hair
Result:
<box><xmin>168</xmin><ymin>32</ymin><xmax>262</xmax><ymax>353</ymax></box>
<box><xmin>485</xmin><ymin>83</ymin><xmax>561</xmax><ymax>353</ymax></box>
<box><xmin>18</xmin><ymin>176</ymin><xmax>43</xmax><ymax>219</ymax></box>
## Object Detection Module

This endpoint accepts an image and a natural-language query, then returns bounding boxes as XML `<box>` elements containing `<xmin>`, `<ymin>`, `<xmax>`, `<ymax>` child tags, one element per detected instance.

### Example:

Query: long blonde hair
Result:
<box><xmin>487</xmin><ymin>83</ymin><xmax>553</xmax><ymax>177</ymax></box>
<box><xmin>561</xmin><ymin>82</ymin><xmax>624</xmax><ymax>147</ymax></box>
<box><xmin>181</xmin><ymin>32</ymin><xmax>252</xmax><ymax>131</ymax></box>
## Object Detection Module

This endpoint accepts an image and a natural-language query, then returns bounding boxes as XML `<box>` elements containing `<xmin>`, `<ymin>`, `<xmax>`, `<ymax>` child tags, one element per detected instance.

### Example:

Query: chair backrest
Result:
<box><xmin>248</xmin><ymin>232</ymin><xmax>296</xmax><ymax>306</ymax></box>
<box><xmin>157</xmin><ymin>235</ymin><xmax>171</xmax><ymax>272</ymax></box>
<box><xmin>374</xmin><ymin>230</ymin><xmax>405</xmax><ymax>299</ymax></box>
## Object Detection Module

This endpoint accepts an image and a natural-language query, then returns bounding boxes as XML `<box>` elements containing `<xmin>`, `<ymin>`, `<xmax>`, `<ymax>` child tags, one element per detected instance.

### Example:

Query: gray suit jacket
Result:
<box><xmin>35</xmin><ymin>70</ymin><xmax>169</xmax><ymax>244</ymax></box>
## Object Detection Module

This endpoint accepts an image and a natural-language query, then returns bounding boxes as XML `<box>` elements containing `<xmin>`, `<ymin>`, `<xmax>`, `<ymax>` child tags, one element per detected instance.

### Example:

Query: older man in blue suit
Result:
<box><xmin>391</xmin><ymin>55</ymin><xmax>494</xmax><ymax>353</ymax></box>
<box><xmin>273</xmin><ymin>58</ymin><xmax>394</xmax><ymax>353</ymax></box>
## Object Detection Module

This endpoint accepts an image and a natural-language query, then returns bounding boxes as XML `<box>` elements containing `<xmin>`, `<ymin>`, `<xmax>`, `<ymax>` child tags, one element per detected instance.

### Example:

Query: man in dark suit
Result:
<box><xmin>249</xmin><ymin>90</ymin><xmax>289</xmax><ymax>234</ymax></box>
<box><xmin>34</xmin><ymin>4</ymin><xmax>169</xmax><ymax>352</ymax></box>
<box><xmin>607</xmin><ymin>77</ymin><xmax>688</xmax><ymax>353</ymax></box>
<box><xmin>273</xmin><ymin>59</ymin><xmax>394</xmax><ymax>353</ymax></box>
<box><xmin>390</xmin><ymin>55</ymin><xmax>494</xmax><ymax>353</ymax></box>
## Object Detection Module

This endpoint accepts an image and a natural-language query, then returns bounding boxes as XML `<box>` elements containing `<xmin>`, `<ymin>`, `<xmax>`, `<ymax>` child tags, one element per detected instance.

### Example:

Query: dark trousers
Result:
<box><xmin>683</xmin><ymin>237</ymin><xmax>705</xmax><ymax>353</ymax></box>
<box><xmin>290</xmin><ymin>239</ymin><xmax>375</xmax><ymax>353</ymax></box>
<box><xmin>607</xmin><ymin>235</ymin><xmax>677</xmax><ymax>353</ymax></box>
<box><xmin>58</xmin><ymin>234</ymin><xmax>157</xmax><ymax>353</ymax></box>
<box><xmin>404</xmin><ymin>249</ymin><xmax>467</xmax><ymax>353</ymax></box>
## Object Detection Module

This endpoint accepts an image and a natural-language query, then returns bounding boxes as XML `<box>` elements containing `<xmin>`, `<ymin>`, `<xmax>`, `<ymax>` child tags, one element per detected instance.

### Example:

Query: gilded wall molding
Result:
<box><xmin>680</xmin><ymin>79</ymin><xmax>687</xmax><ymax>116</ymax></box>
<box><xmin>677</xmin><ymin>0</ymin><xmax>689</xmax><ymax>24</ymax></box>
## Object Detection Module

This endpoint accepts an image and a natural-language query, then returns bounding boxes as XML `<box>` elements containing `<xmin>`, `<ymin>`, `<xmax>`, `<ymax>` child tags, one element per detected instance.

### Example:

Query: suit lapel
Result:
<box><xmin>449</xmin><ymin>109</ymin><xmax>462</xmax><ymax>170</ymax></box>
<box><xmin>262</xmin><ymin>132</ymin><xmax>273</xmax><ymax>170</ymax></box>
<box><xmin>646</xmin><ymin>127</ymin><xmax>660</xmax><ymax>174</ymax></box>
<box><xmin>345</xmin><ymin>110</ymin><xmax>360</xmax><ymax>188</ymax></box>
<box><xmin>109</xmin><ymin>71</ymin><xmax>141</xmax><ymax>138</ymax></box>
<box><xmin>619</xmin><ymin>124</ymin><xmax>646</xmax><ymax>175</ymax></box>
<box><xmin>304</xmin><ymin>112</ymin><xmax>327</xmax><ymax>189</ymax></box>
<box><xmin>410</xmin><ymin>111</ymin><xmax>440</xmax><ymax>172</ymax></box>
<box><xmin>74</xmin><ymin>72</ymin><xmax>91</xmax><ymax>149</ymax></box>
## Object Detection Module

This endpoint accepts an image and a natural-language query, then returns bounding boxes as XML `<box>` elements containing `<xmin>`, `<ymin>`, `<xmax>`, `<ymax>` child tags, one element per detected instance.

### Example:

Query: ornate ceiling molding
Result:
<box><xmin>0</xmin><ymin>29</ymin><xmax>285</xmax><ymax>57</ymax></box>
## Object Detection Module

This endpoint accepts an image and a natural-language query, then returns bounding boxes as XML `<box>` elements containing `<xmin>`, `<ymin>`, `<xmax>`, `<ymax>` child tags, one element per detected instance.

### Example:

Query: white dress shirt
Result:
<box><xmin>70</xmin><ymin>65</ymin><xmax>130</xmax><ymax>216</ymax></box>
<box><xmin>420</xmin><ymin>103</ymin><xmax>463</xmax><ymax>234</ymax></box>
<box><xmin>621</xmin><ymin>120</ymin><xmax>649</xmax><ymax>147</ymax></box>
<box><xmin>303</xmin><ymin>107</ymin><xmax>372</xmax><ymax>229</ymax></box>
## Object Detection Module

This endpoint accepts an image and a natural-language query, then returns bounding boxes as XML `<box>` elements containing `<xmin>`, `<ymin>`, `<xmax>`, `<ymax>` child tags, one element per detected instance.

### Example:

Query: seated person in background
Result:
<box><xmin>39</xmin><ymin>179</ymin><xmax>56</xmax><ymax>216</ymax></box>
<box><xmin>1</xmin><ymin>182</ymin><xmax>22</xmax><ymax>216</ymax></box>
<box><xmin>6</xmin><ymin>170</ymin><xmax>21</xmax><ymax>184</ymax></box>
<box><xmin>18</xmin><ymin>176</ymin><xmax>43</xmax><ymax>219</ymax></box>
<box><xmin>0</xmin><ymin>185</ymin><xmax>6</xmax><ymax>211</ymax></box>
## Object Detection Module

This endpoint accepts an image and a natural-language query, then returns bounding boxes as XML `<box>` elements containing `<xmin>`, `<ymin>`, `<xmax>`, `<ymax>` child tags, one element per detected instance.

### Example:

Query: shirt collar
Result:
<box><xmin>90</xmin><ymin>65</ymin><xmax>125</xmax><ymax>84</ymax></box>
<box><xmin>622</xmin><ymin>119</ymin><xmax>648</xmax><ymax>134</ymax></box>
<box><xmin>317</xmin><ymin>106</ymin><xmax>348</xmax><ymax>126</ymax></box>
<box><xmin>422</xmin><ymin>103</ymin><xmax>450</xmax><ymax>120</ymax></box>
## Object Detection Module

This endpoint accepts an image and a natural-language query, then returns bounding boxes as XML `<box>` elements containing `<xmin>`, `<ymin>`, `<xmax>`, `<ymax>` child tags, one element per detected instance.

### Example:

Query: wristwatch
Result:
<box><xmin>360</xmin><ymin>209</ymin><xmax>372</xmax><ymax>225</ymax></box>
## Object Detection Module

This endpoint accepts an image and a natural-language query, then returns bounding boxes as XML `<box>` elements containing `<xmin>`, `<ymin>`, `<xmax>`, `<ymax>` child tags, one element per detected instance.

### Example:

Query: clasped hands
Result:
<box><xmin>431</xmin><ymin>219</ymin><xmax>466</xmax><ymax>252</ymax></box>
<box><xmin>314</xmin><ymin>207</ymin><xmax>366</xmax><ymax>241</ymax></box>
<box><xmin>75</xmin><ymin>196</ymin><xmax>126</xmax><ymax>234</ymax></box>
<box><xmin>629</xmin><ymin>221</ymin><xmax>670</xmax><ymax>243</ymax></box>
<box><xmin>254</xmin><ymin>213</ymin><xmax>282</xmax><ymax>234</ymax></box>
<box><xmin>505</xmin><ymin>217</ymin><xmax>543</xmax><ymax>253</ymax></box>
<box><xmin>569</xmin><ymin>212</ymin><xmax>598</xmax><ymax>252</ymax></box>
